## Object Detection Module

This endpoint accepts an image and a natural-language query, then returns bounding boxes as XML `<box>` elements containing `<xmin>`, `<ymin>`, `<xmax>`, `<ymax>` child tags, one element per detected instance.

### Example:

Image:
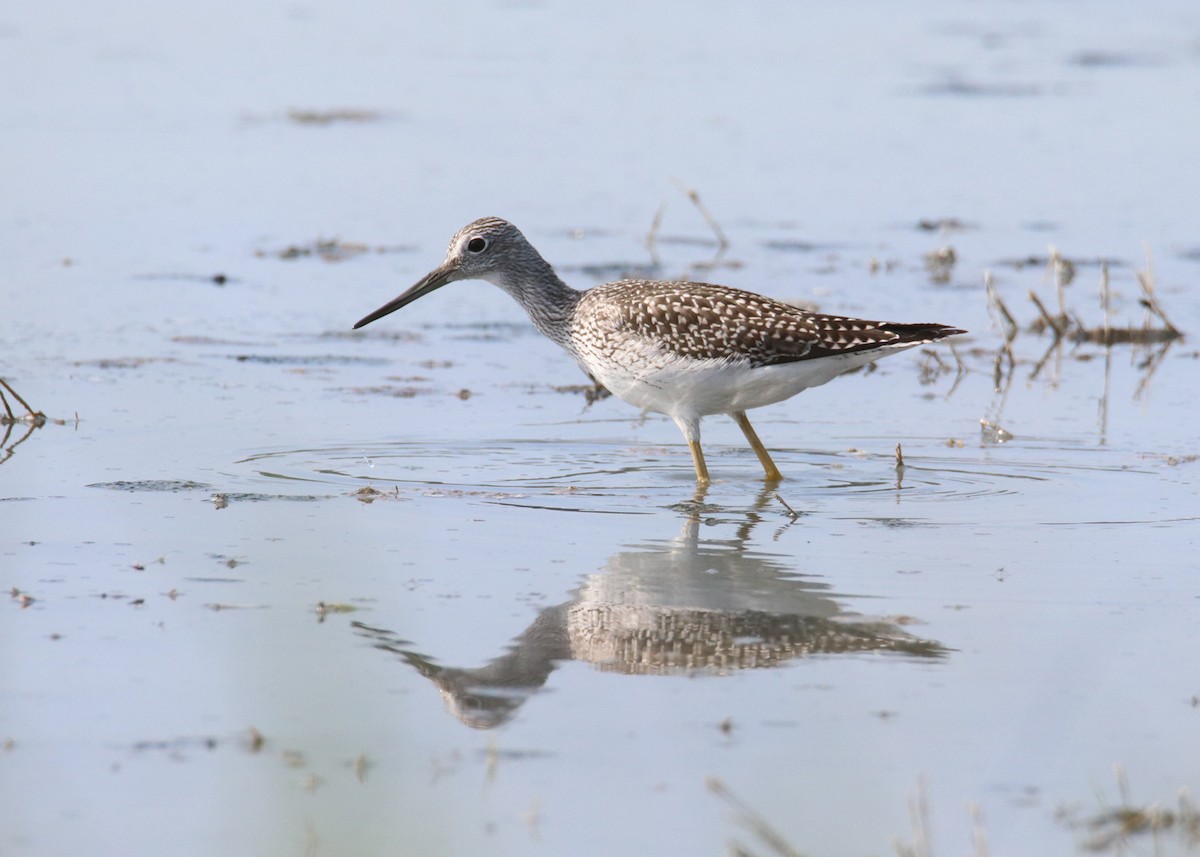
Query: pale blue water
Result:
<box><xmin>3</xmin><ymin>1</ymin><xmax>1199</xmax><ymax>855</ymax></box>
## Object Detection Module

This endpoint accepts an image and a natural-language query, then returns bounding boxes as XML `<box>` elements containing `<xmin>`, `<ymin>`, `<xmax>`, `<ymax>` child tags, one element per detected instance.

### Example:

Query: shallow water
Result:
<box><xmin>3</xmin><ymin>1</ymin><xmax>1200</xmax><ymax>855</ymax></box>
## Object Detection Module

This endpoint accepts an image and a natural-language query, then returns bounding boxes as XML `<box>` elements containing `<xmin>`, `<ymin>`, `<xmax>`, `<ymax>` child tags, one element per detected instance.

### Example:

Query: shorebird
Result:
<box><xmin>353</xmin><ymin>217</ymin><xmax>963</xmax><ymax>484</ymax></box>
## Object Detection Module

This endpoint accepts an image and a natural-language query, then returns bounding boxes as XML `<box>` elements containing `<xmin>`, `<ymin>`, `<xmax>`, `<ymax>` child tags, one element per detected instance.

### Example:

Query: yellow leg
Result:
<box><xmin>732</xmin><ymin>410</ymin><xmax>783</xmax><ymax>482</ymax></box>
<box><xmin>688</xmin><ymin>439</ymin><xmax>711</xmax><ymax>485</ymax></box>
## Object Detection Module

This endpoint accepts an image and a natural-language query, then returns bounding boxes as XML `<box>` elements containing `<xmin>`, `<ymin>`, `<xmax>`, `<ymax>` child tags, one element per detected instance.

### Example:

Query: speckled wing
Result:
<box><xmin>584</xmin><ymin>280</ymin><xmax>957</xmax><ymax>368</ymax></box>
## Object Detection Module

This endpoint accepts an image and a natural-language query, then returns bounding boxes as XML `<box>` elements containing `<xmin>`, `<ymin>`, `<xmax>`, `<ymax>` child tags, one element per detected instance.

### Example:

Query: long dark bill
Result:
<box><xmin>352</xmin><ymin>264</ymin><xmax>457</xmax><ymax>329</ymax></box>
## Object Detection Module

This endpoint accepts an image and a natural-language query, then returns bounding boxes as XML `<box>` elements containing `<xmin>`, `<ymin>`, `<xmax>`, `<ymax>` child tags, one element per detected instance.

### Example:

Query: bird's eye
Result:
<box><xmin>466</xmin><ymin>237</ymin><xmax>488</xmax><ymax>253</ymax></box>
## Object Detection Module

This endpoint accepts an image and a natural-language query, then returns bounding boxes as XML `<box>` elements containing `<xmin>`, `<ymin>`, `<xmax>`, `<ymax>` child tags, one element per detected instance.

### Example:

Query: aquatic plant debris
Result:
<box><xmin>1057</xmin><ymin>767</ymin><xmax>1200</xmax><ymax>852</ymax></box>
<box><xmin>286</xmin><ymin>108</ymin><xmax>384</xmax><ymax>125</ymax></box>
<box><xmin>87</xmin><ymin>480</ymin><xmax>213</xmax><ymax>492</ymax></box>
<box><xmin>259</xmin><ymin>238</ymin><xmax>415</xmax><ymax>262</ymax></box>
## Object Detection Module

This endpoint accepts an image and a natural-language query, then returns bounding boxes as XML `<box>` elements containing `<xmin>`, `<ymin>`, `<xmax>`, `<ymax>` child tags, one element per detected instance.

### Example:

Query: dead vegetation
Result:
<box><xmin>707</xmin><ymin>777</ymin><xmax>810</xmax><ymax>857</ymax></box>
<box><xmin>646</xmin><ymin>181</ymin><xmax>730</xmax><ymax>255</ymax></box>
<box><xmin>924</xmin><ymin>244</ymin><xmax>957</xmax><ymax>284</ymax></box>
<box><xmin>645</xmin><ymin>182</ymin><xmax>742</xmax><ymax>281</ymax></box>
<box><xmin>0</xmin><ymin>377</ymin><xmax>70</xmax><ymax>465</ymax></box>
<box><xmin>285</xmin><ymin>108</ymin><xmax>383</xmax><ymax>125</ymax></box>
<box><xmin>1058</xmin><ymin>766</ymin><xmax>1200</xmax><ymax>853</ymax></box>
<box><xmin>976</xmin><ymin>245</ymin><xmax>1185</xmax><ymax>443</ymax></box>
<box><xmin>0</xmin><ymin>377</ymin><xmax>44</xmax><ymax>428</ymax></box>
<box><xmin>708</xmin><ymin>776</ymin><xmax>992</xmax><ymax>857</ymax></box>
<box><xmin>258</xmin><ymin>238</ymin><xmax>415</xmax><ymax>262</ymax></box>
<box><xmin>987</xmin><ymin>245</ymin><xmax>1181</xmax><ymax>348</ymax></box>
<box><xmin>709</xmin><ymin>771</ymin><xmax>1200</xmax><ymax>856</ymax></box>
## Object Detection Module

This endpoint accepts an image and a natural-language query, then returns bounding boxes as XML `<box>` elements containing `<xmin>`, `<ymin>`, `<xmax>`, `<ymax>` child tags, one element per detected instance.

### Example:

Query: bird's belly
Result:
<box><xmin>583</xmin><ymin>351</ymin><xmax>877</xmax><ymax>419</ymax></box>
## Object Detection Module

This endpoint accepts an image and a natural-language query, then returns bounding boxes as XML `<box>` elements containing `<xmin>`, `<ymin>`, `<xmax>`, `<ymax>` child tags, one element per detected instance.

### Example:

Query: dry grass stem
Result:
<box><xmin>970</xmin><ymin>802</ymin><xmax>991</xmax><ymax>857</ymax></box>
<box><xmin>0</xmin><ymin>377</ymin><xmax>46</xmax><ymax>425</ymax></box>
<box><xmin>773</xmin><ymin>493</ymin><xmax>801</xmax><ymax>521</ymax></box>
<box><xmin>1059</xmin><ymin>766</ymin><xmax>1200</xmax><ymax>852</ymax></box>
<box><xmin>1134</xmin><ymin>245</ymin><xmax>1181</xmax><ymax>335</ymax></box>
<box><xmin>674</xmin><ymin>181</ymin><xmax>730</xmax><ymax>250</ymax></box>
<box><xmin>925</xmin><ymin>245</ymin><xmax>957</xmax><ymax>283</ymax></box>
<box><xmin>984</xmin><ymin>272</ymin><xmax>1018</xmax><ymax>341</ymax></box>
<box><xmin>893</xmin><ymin>777</ymin><xmax>932</xmax><ymax>857</ymax></box>
<box><xmin>1099</xmin><ymin>262</ymin><xmax>1111</xmax><ymax>338</ymax></box>
<box><xmin>645</xmin><ymin>201</ymin><xmax>667</xmax><ymax>252</ymax></box>
<box><xmin>0</xmin><ymin>378</ymin><xmax>55</xmax><ymax>466</ymax></box>
<box><xmin>1044</xmin><ymin>244</ymin><xmax>1074</xmax><ymax>313</ymax></box>
<box><xmin>1013</xmin><ymin>249</ymin><xmax>1184</xmax><ymax>345</ymax></box>
<box><xmin>707</xmin><ymin>777</ymin><xmax>810</xmax><ymax>857</ymax></box>
<box><xmin>1029</xmin><ymin>290</ymin><xmax>1067</xmax><ymax>337</ymax></box>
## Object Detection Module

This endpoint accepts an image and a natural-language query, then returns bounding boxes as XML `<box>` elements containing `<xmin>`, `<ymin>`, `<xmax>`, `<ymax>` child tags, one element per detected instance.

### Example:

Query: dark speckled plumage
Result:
<box><xmin>354</xmin><ymin>217</ymin><xmax>965</xmax><ymax>484</ymax></box>
<box><xmin>575</xmin><ymin>279</ymin><xmax>956</xmax><ymax>367</ymax></box>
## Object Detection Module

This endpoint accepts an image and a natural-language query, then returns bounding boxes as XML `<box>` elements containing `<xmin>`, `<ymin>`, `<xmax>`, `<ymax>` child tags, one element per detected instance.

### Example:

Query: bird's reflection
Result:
<box><xmin>353</xmin><ymin>488</ymin><xmax>947</xmax><ymax>729</ymax></box>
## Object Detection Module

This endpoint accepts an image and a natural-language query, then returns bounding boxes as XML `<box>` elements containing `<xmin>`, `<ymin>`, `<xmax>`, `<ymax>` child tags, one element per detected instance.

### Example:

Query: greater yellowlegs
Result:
<box><xmin>353</xmin><ymin>217</ymin><xmax>964</xmax><ymax>484</ymax></box>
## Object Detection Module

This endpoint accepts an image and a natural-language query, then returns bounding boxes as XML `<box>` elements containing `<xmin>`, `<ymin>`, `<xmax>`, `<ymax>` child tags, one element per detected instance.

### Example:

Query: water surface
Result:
<box><xmin>3</xmin><ymin>1</ymin><xmax>1199</xmax><ymax>855</ymax></box>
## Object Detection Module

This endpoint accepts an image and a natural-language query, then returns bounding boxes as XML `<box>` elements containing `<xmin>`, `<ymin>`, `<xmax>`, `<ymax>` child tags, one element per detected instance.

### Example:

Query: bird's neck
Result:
<box><xmin>494</xmin><ymin>261</ymin><xmax>581</xmax><ymax>348</ymax></box>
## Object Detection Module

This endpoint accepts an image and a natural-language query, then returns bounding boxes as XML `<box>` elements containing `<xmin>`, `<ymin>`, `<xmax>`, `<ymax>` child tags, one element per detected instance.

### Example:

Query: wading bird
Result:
<box><xmin>354</xmin><ymin>217</ymin><xmax>963</xmax><ymax>483</ymax></box>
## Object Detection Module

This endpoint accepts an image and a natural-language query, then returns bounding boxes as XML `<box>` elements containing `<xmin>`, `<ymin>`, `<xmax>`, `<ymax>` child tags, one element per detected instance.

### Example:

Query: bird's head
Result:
<box><xmin>353</xmin><ymin>217</ymin><xmax>533</xmax><ymax>329</ymax></box>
